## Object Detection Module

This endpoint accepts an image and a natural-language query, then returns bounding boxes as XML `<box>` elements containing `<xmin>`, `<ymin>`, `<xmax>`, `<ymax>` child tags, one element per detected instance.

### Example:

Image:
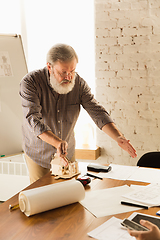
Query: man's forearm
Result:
<box><xmin>102</xmin><ymin>122</ymin><xmax>123</xmax><ymax>142</ymax></box>
<box><xmin>38</xmin><ymin>130</ymin><xmax>62</xmax><ymax>149</ymax></box>
<box><xmin>38</xmin><ymin>131</ymin><xmax>68</xmax><ymax>165</ymax></box>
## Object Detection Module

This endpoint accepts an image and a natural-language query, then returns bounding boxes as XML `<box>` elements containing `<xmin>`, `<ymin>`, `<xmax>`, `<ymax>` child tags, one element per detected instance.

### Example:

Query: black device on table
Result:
<box><xmin>87</xmin><ymin>164</ymin><xmax>112</xmax><ymax>173</ymax></box>
<box><xmin>121</xmin><ymin>218</ymin><xmax>149</xmax><ymax>231</ymax></box>
<box><xmin>77</xmin><ymin>176</ymin><xmax>91</xmax><ymax>186</ymax></box>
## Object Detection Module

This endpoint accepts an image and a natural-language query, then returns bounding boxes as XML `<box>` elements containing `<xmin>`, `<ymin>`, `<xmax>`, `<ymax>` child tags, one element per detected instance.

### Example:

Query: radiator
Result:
<box><xmin>0</xmin><ymin>153</ymin><xmax>28</xmax><ymax>176</ymax></box>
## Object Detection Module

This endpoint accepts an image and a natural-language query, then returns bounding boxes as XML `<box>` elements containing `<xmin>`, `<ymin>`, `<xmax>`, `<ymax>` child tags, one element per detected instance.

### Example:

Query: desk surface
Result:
<box><xmin>0</xmin><ymin>165</ymin><xmax>159</xmax><ymax>240</ymax></box>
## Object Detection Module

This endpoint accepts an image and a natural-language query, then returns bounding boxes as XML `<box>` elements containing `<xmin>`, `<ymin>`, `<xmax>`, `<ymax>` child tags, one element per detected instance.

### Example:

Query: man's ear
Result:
<box><xmin>47</xmin><ymin>62</ymin><xmax>52</xmax><ymax>74</ymax></box>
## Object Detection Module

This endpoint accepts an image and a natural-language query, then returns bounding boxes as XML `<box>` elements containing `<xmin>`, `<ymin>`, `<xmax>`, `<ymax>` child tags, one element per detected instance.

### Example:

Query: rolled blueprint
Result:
<box><xmin>19</xmin><ymin>179</ymin><xmax>85</xmax><ymax>217</ymax></box>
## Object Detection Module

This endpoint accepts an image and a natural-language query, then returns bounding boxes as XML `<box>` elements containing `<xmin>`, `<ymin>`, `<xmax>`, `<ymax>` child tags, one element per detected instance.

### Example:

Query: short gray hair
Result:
<box><xmin>46</xmin><ymin>44</ymin><xmax>78</xmax><ymax>64</ymax></box>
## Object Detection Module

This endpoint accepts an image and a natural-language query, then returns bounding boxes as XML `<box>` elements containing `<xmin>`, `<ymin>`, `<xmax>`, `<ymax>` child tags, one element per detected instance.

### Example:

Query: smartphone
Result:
<box><xmin>121</xmin><ymin>218</ymin><xmax>149</xmax><ymax>231</ymax></box>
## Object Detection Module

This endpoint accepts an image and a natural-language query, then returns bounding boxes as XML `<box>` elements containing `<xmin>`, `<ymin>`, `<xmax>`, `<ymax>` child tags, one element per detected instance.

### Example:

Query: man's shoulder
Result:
<box><xmin>75</xmin><ymin>73</ymin><xmax>87</xmax><ymax>86</ymax></box>
<box><xmin>23</xmin><ymin>67</ymin><xmax>48</xmax><ymax>79</ymax></box>
<box><xmin>75</xmin><ymin>73</ymin><xmax>90</xmax><ymax>89</ymax></box>
<box><xmin>20</xmin><ymin>67</ymin><xmax>49</xmax><ymax>91</ymax></box>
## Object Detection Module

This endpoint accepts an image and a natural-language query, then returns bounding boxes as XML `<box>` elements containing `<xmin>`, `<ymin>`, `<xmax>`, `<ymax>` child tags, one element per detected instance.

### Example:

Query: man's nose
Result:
<box><xmin>65</xmin><ymin>73</ymin><xmax>72</xmax><ymax>80</ymax></box>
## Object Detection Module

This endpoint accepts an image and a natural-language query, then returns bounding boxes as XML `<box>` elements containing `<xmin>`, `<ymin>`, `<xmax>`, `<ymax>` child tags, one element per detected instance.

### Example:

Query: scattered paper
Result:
<box><xmin>123</xmin><ymin>183</ymin><xmax>160</xmax><ymax>206</ymax></box>
<box><xmin>128</xmin><ymin>167</ymin><xmax>160</xmax><ymax>183</ymax></box>
<box><xmin>80</xmin><ymin>185</ymin><xmax>142</xmax><ymax>218</ymax></box>
<box><xmin>98</xmin><ymin>164</ymin><xmax>138</xmax><ymax>180</ymax></box>
<box><xmin>88</xmin><ymin>216</ymin><xmax>134</xmax><ymax>240</ymax></box>
<box><xmin>98</xmin><ymin>164</ymin><xmax>160</xmax><ymax>184</ymax></box>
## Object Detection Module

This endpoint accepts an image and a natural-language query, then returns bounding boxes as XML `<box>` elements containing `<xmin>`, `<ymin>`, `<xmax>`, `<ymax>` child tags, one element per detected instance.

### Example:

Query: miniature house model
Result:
<box><xmin>51</xmin><ymin>154</ymin><xmax>79</xmax><ymax>179</ymax></box>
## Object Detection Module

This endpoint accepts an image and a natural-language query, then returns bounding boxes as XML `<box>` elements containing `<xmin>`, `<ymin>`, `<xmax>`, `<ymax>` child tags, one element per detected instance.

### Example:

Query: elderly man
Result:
<box><xmin>19</xmin><ymin>43</ymin><xmax>137</xmax><ymax>183</ymax></box>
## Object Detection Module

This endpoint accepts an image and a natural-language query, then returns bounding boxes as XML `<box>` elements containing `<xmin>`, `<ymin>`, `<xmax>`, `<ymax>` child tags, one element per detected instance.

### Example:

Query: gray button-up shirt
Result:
<box><xmin>19</xmin><ymin>67</ymin><xmax>113</xmax><ymax>169</ymax></box>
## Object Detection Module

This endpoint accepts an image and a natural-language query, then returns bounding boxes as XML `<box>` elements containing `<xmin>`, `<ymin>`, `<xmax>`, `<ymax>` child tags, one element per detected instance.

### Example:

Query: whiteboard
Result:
<box><xmin>0</xmin><ymin>34</ymin><xmax>28</xmax><ymax>156</ymax></box>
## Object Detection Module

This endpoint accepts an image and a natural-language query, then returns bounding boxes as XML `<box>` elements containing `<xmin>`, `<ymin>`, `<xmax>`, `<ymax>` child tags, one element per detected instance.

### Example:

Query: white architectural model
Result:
<box><xmin>51</xmin><ymin>154</ymin><xmax>79</xmax><ymax>179</ymax></box>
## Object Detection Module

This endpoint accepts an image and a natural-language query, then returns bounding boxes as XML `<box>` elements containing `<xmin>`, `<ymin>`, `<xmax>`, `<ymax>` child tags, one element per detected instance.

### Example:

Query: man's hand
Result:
<box><xmin>38</xmin><ymin>131</ymin><xmax>69</xmax><ymax>166</ymax></box>
<box><xmin>128</xmin><ymin>220</ymin><xmax>160</xmax><ymax>240</ymax></box>
<box><xmin>102</xmin><ymin>123</ymin><xmax>137</xmax><ymax>158</ymax></box>
<box><xmin>57</xmin><ymin>141</ymin><xmax>68</xmax><ymax>166</ymax></box>
<box><xmin>117</xmin><ymin>136</ymin><xmax>137</xmax><ymax>158</ymax></box>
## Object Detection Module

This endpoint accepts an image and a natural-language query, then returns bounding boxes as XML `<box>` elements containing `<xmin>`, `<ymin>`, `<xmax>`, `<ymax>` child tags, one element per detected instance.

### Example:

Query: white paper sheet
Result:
<box><xmin>121</xmin><ymin>185</ymin><xmax>151</xmax><ymax>207</ymax></box>
<box><xmin>80</xmin><ymin>185</ymin><xmax>142</xmax><ymax>218</ymax></box>
<box><xmin>122</xmin><ymin>183</ymin><xmax>160</xmax><ymax>206</ymax></box>
<box><xmin>127</xmin><ymin>167</ymin><xmax>160</xmax><ymax>183</ymax></box>
<box><xmin>19</xmin><ymin>179</ymin><xmax>85</xmax><ymax>217</ymax></box>
<box><xmin>98</xmin><ymin>164</ymin><xmax>138</xmax><ymax>180</ymax></box>
<box><xmin>98</xmin><ymin>164</ymin><xmax>160</xmax><ymax>184</ymax></box>
<box><xmin>88</xmin><ymin>217</ymin><xmax>134</xmax><ymax>240</ymax></box>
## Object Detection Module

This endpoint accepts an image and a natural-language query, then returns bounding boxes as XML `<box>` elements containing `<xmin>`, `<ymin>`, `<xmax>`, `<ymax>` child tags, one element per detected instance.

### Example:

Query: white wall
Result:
<box><xmin>95</xmin><ymin>0</ymin><xmax>160</xmax><ymax>165</ymax></box>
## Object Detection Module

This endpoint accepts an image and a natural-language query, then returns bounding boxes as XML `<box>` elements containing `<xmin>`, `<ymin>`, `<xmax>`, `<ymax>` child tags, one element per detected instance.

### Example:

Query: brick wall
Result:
<box><xmin>95</xmin><ymin>0</ymin><xmax>160</xmax><ymax>165</ymax></box>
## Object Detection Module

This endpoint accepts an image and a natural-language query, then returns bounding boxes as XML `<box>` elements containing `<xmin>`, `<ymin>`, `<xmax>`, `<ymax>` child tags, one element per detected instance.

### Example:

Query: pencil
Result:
<box><xmin>9</xmin><ymin>204</ymin><xmax>19</xmax><ymax>211</ymax></box>
<box><xmin>86</xmin><ymin>173</ymin><xmax>103</xmax><ymax>180</ymax></box>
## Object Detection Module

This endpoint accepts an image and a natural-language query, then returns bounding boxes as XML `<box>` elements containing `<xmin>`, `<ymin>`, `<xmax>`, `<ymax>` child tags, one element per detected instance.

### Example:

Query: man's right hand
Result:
<box><xmin>38</xmin><ymin>131</ymin><xmax>69</xmax><ymax>166</ymax></box>
<box><xmin>57</xmin><ymin>141</ymin><xmax>68</xmax><ymax>166</ymax></box>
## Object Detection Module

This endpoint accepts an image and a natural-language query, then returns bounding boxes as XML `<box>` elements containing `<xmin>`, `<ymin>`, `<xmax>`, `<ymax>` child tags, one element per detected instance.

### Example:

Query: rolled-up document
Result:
<box><xmin>19</xmin><ymin>179</ymin><xmax>85</xmax><ymax>217</ymax></box>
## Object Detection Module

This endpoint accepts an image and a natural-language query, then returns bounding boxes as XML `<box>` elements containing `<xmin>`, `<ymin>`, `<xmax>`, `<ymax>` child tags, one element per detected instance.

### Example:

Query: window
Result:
<box><xmin>1</xmin><ymin>0</ymin><xmax>96</xmax><ymax>149</ymax></box>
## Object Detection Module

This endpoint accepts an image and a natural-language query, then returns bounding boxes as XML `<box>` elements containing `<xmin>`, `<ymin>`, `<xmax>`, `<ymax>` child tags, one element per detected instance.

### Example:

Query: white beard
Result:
<box><xmin>50</xmin><ymin>73</ymin><xmax>76</xmax><ymax>94</ymax></box>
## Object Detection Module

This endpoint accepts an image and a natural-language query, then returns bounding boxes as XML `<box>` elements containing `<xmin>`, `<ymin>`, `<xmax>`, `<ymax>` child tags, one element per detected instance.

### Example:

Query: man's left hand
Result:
<box><xmin>117</xmin><ymin>136</ymin><xmax>137</xmax><ymax>158</ymax></box>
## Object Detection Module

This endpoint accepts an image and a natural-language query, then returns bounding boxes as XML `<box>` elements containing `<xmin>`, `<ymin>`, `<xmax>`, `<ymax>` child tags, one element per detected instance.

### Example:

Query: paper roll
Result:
<box><xmin>19</xmin><ymin>179</ymin><xmax>85</xmax><ymax>217</ymax></box>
